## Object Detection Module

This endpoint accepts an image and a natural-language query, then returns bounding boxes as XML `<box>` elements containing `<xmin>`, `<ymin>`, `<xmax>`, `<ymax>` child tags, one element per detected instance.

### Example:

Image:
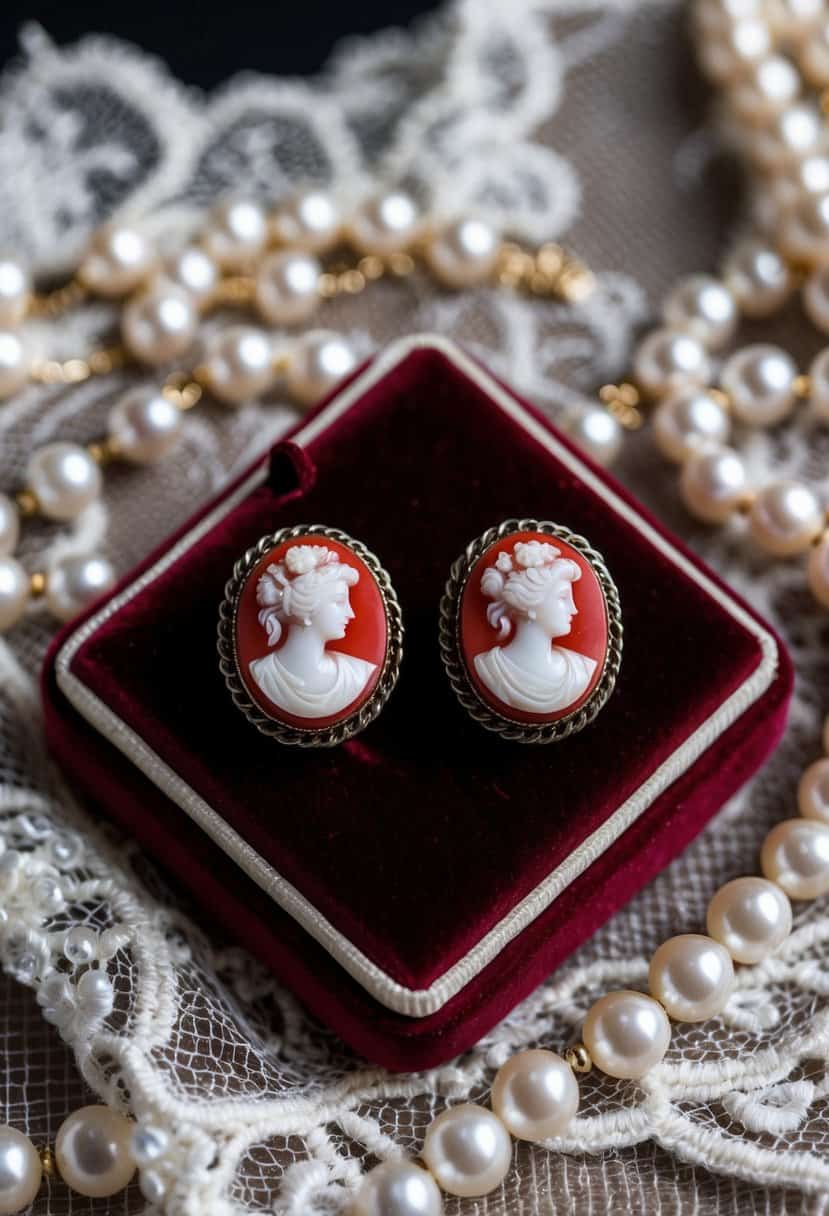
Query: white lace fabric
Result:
<box><xmin>1</xmin><ymin>3</ymin><xmax>829</xmax><ymax>1213</ymax></box>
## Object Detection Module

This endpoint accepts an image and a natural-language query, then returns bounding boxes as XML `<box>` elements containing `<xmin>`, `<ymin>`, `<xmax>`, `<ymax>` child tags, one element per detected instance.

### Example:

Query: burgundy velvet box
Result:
<box><xmin>42</xmin><ymin>335</ymin><xmax>793</xmax><ymax>1071</ymax></box>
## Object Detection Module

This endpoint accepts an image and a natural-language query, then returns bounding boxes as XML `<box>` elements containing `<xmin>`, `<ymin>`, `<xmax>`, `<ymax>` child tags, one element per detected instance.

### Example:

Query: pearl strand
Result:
<box><xmin>351</xmin><ymin>711</ymin><xmax>829</xmax><ymax>1213</ymax></box>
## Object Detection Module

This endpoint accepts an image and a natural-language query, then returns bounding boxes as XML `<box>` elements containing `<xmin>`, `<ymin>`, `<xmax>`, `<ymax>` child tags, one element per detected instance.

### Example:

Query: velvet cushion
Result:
<box><xmin>43</xmin><ymin>337</ymin><xmax>793</xmax><ymax>1070</ymax></box>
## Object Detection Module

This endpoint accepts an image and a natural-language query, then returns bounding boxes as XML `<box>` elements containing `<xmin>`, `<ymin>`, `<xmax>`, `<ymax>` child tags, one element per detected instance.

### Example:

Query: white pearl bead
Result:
<box><xmin>781</xmin><ymin>192</ymin><xmax>829</xmax><ymax>265</ymax></box>
<box><xmin>697</xmin><ymin>19</ymin><xmax>771</xmax><ymax>81</ymax></box>
<box><xmin>55</xmin><ymin>1106</ymin><xmax>135</xmax><ymax>1198</ymax></box>
<box><xmin>139</xmin><ymin>1169</ymin><xmax>167</xmax><ymax>1205</ymax></box>
<box><xmin>653</xmin><ymin>389</ymin><xmax>730</xmax><ymax>463</ymax></box>
<box><xmin>271</xmin><ymin>190</ymin><xmax>341</xmax><ymax>253</ymax></box>
<box><xmin>491</xmin><ymin>1049</ymin><xmax>579</xmax><ymax>1141</ymax></box>
<box><xmin>122</xmin><ymin>281</ymin><xmax>198</xmax><ymax>366</ymax></box>
<box><xmin>730</xmin><ymin>55</ymin><xmax>800</xmax><ymax>123</ymax></box>
<box><xmin>761</xmin><ymin>818</ymin><xmax>829</xmax><ymax>899</ymax></box>
<box><xmin>768</xmin><ymin>0</ymin><xmax>823</xmax><ymax>37</ymax></box>
<box><xmin>648</xmin><ymin>933</ymin><xmax>734</xmax><ymax>1022</ymax></box>
<box><xmin>808</xmin><ymin>348</ymin><xmax>829</xmax><ymax>422</ymax></box>
<box><xmin>720</xmin><ymin>344</ymin><xmax>798</xmax><ymax>426</ymax></box>
<box><xmin>349</xmin><ymin>191</ymin><xmax>422</xmax><ymax>254</ymax></box>
<box><xmin>351</xmin><ymin>1160</ymin><xmax>444</xmax><ymax>1216</ymax></box>
<box><xmin>693</xmin><ymin>0</ymin><xmax>762</xmax><ymax>35</ymax></box>
<box><xmin>751</xmin><ymin>103</ymin><xmax>825</xmax><ymax>171</ymax></box>
<box><xmin>164</xmin><ymin>246</ymin><xmax>218</xmax><ymax>304</ymax></box>
<box><xmin>130</xmin><ymin>1126</ymin><xmax>169</xmax><ymax>1167</ymax></box>
<box><xmin>662</xmin><ymin>275</ymin><xmax>738</xmax><ymax>349</ymax></box>
<box><xmin>64</xmin><ymin>925</ymin><xmax>99</xmax><ymax>966</ymax></box>
<box><xmin>633</xmin><ymin>328</ymin><xmax>711</xmax><ymax>398</ymax></box>
<box><xmin>775</xmin><ymin>155</ymin><xmax>829</xmax><ymax>211</ymax></box>
<box><xmin>0</xmin><ymin>494</ymin><xmax>19</xmax><ymax>558</ymax></box>
<box><xmin>707</xmin><ymin>875</ymin><xmax>792</xmax><ymax>963</ymax></box>
<box><xmin>426</xmin><ymin>217</ymin><xmax>500</xmax><ymax>288</ymax></box>
<box><xmin>801</xmin><ymin>20</ymin><xmax>829</xmax><ymax>86</ymax></box>
<box><xmin>564</xmin><ymin>406</ymin><xmax>623</xmax><ymax>466</ymax></box>
<box><xmin>45</xmin><ymin>554</ymin><xmax>116</xmax><ymax>622</ymax></box>
<box><xmin>808</xmin><ymin>531</ymin><xmax>829</xmax><ymax>608</ymax></box>
<box><xmin>255</xmin><ymin>251</ymin><xmax>321</xmax><ymax>325</ymax></box>
<box><xmin>0</xmin><ymin>558</ymin><xmax>29</xmax><ymax>632</ymax></box>
<box><xmin>0</xmin><ymin>329</ymin><xmax>31</xmax><ymax>400</ymax></box>
<box><xmin>203</xmin><ymin>326</ymin><xmax>274</xmax><ymax>406</ymax></box>
<box><xmin>422</xmin><ymin>1104</ymin><xmax>511</xmax><ymax>1198</ymax></box>
<box><xmin>285</xmin><ymin>330</ymin><xmax>357</xmax><ymax>407</ymax></box>
<box><xmin>679</xmin><ymin>445</ymin><xmax>748</xmax><ymax>523</ymax></box>
<box><xmin>76</xmin><ymin>968</ymin><xmax>114</xmax><ymax>1016</ymax></box>
<box><xmin>722</xmin><ymin>240</ymin><xmax>791</xmax><ymax>317</ymax></box>
<box><xmin>109</xmin><ymin>386</ymin><xmax>183</xmax><ymax>463</ymax></box>
<box><xmin>203</xmin><ymin>198</ymin><xmax>267</xmax><ymax>269</ymax></box>
<box><xmin>0</xmin><ymin>258</ymin><xmax>31</xmax><ymax>327</ymax></box>
<box><xmin>0</xmin><ymin>1125</ymin><xmax>41</xmax><ymax>1215</ymax></box>
<box><xmin>79</xmin><ymin>223</ymin><xmax>155</xmax><ymax>297</ymax></box>
<box><xmin>27</xmin><ymin>442</ymin><xmax>102</xmax><ymax>521</ymax></box>
<box><xmin>582</xmin><ymin>990</ymin><xmax>670</xmax><ymax>1079</ymax></box>
<box><xmin>799</xmin><ymin>758</ymin><xmax>829</xmax><ymax>822</ymax></box>
<box><xmin>748</xmin><ymin>479</ymin><xmax>824</xmax><ymax>556</ymax></box>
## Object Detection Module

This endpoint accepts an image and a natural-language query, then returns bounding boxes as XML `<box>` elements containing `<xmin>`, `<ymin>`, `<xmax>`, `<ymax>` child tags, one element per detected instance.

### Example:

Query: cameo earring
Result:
<box><xmin>218</xmin><ymin>525</ymin><xmax>403</xmax><ymax>746</ymax></box>
<box><xmin>439</xmin><ymin>519</ymin><xmax>622</xmax><ymax>743</ymax></box>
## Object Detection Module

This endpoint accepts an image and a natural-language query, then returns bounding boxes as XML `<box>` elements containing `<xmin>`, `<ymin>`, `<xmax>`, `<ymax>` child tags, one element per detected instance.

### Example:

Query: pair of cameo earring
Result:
<box><xmin>217</xmin><ymin>520</ymin><xmax>622</xmax><ymax>747</ymax></box>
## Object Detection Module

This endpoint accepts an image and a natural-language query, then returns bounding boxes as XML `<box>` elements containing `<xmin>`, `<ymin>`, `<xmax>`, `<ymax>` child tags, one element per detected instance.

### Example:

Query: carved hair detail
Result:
<box><xmin>256</xmin><ymin>545</ymin><xmax>359</xmax><ymax>647</ymax></box>
<box><xmin>481</xmin><ymin>539</ymin><xmax>581</xmax><ymax>640</ymax></box>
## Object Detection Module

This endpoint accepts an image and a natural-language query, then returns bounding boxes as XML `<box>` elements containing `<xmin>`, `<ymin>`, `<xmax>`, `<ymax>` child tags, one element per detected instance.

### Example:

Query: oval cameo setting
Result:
<box><xmin>218</xmin><ymin>525</ymin><xmax>403</xmax><ymax>746</ymax></box>
<box><xmin>440</xmin><ymin>519</ymin><xmax>622</xmax><ymax>743</ymax></box>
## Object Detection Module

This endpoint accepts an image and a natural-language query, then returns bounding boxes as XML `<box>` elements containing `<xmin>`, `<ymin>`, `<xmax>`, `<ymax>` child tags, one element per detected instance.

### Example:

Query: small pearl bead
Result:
<box><xmin>730</xmin><ymin>55</ymin><xmax>800</xmax><ymax>122</ymax></box>
<box><xmin>648</xmin><ymin>933</ymin><xmax>734</xmax><ymax>1022</ymax></box>
<box><xmin>799</xmin><ymin>758</ymin><xmax>829</xmax><ymax>822</ymax></box>
<box><xmin>808</xmin><ymin>348</ymin><xmax>829</xmax><ymax>422</ymax></box>
<box><xmin>55</xmin><ymin>1106</ymin><xmax>135</xmax><ymax>1198</ymax></box>
<box><xmin>203</xmin><ymin>198</ymin><xmax>268</xmax><ymax>269</ymax></box>
<box><xmin>271</xmin><ymin>190</ymin><xmax>341</xmax><ymax>253</ymax></box>
<box><xmin>0</xmin><ymin>494</ymin><xmax>19</xmax><ymax>558</ymax></box>
<box><xmin>255</xmin><ymin>251</ymin><xmax>321</xmax><ymax>326</ymax></box>
<box><xmin>0</xmin><ymin>258</ymin><xmax>31</xmax><ymax>327</ymax></box>
<box><xmin>130</xmin><ymin>1126</ymin><xmax>169</xmax><ymax>1167</ymax></box>
<box><xmin>720</xmin><ymin>344</ymin><xmax>798</xmax><ymax>426</ymax></box>
<box><xmin>79</xmin><ymin>223</ymin><xmax>155</xmax><ymax>297</ymax></box>
<box><xmin>801</xmin><ymin>20</ymin><xmax>829</xmax><ymax>86</ymax></box>
<box><xmin>722</xmin><ymin>240</ymin><xmax>791</xmax><ymax>317</ymax></box>
<box><xmin>0</xmin><ymin>329</ymin><xmax>31</xmax><ymax>400</ymax></box>
<box><xmin>64</xmin><ymin>926</ymin><xmax>99</xmax><ymax>966</ymax></box>
<box><xmin>564</xmin><ymin>406</ymin><xmax>623</xmax><ymax>466</ymax></box>
<box><xmin>164</xmin><ymin>246</ymin><xmax>218</xmax><ymax>304</ymax></box>
<box><xmin>491</xmin><ymin>1049</ymin><xmax>579</xmax><ymax>1141</ymax></box>
<box><xmin>349</xmin><ymin>191</ymin><xmax>422</xmax><ymax>255</ymax></box>
<box><xmin>662</xmin><ymin>275</ymin><xmax>738</xmax><ymax>349</ymax></box>
<box><xmin>122</xmin><ymin>281</ymin><xmax>198</xmax><ymax>366</ymax></box>
<box><xmin>0</xmin><ymin>558</ymin><xmax>29</xmax><ymax>632</ymax></box>
<box><xmin>0</xmin><ymin>1125</ymin><xmax>41</xmax><ymax>1215</ymax></box>
<box><xmin>109</xmin><ymin>386</ymin><xmax>183</xmax><ymax>463</ymax></box>
<box><xmin>751</xmin><ymin>103</ymin><xmax>825</xmax><ymax>171</ymax></box>
<box><xmin>582</xmin><ymin>990</ymin><xmax>670</xmax><ymax>1079</ymax></box>
<box><xmin>203</xmin><ymin>326</ymin><xmax>274</xmax><ymax>406</ymax></box>
<box><xmin>45</xmin><ymin>554</ymin><xmax>116</xmax><ymax>622</ymax></box>
<box><xmin>426</xmin><ymin>217</ymin><xmax>500</xmax><ymax>288</ymax></box>
<box><xmin>351</xmin><ymin>1160</ymin><xmax>444</xmax><ymax>1216</ymax></box>
<box><xmin>27</xmin><ymin>442</ymin><xmax>102</xmax><ymax>521</ymax></box>
<box><xmin>285</xmin><ymin>330</ymin><xmax>357</xmax><ymax>407</ymax></box>
<box><xmin>780</xmin><ymin>192</ymin><xmax>829</xmax><ymax>265</ymax></box>
<box><xmin>707</xmin><ymin>875</ymin><xmax>792</xmax><ymax>963</ymax></box>
<box><xmin>422</xmin><ymin>1104</ymin><xmax>511</xmax><ymax>1198</ymax></box>
<box><xmin>748</xmin><ymin>479</ymin><xmax>824</xmax><ymax>556</ymax></box>
<box><xmin>679</xmin><ymin>445</ymin><xmax>748</xmax><ymax>523</ymax></box>
<box><xmin>697</xmin><ymin>19</ymin><xmax>771</xmax><ymax>81</ymax></box>
<box><xmin>633</xmin><ymin>328</ymin><xmax>711</xmax><ymax>398</ymax></box>
<box><xmin>653</xmin><ymin>389</ymin><xmax>730</xmax><ymax>463</ymax></box>
<box><xmin>761</xmin><ymin>818</ymin><xmax>829</xmax><ymax>899</ymax></box>
<box><xmin>808</xmin><ymin>532</ymin><xmax>829</xmax><ymax>608</ymax></box>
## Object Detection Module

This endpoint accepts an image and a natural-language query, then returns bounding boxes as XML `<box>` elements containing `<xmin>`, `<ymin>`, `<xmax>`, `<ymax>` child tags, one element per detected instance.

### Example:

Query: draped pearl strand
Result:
<box><xmin>349</xmin><ymin>711</ymin><xmax>829</xmax><ymax>1213</ymax></box>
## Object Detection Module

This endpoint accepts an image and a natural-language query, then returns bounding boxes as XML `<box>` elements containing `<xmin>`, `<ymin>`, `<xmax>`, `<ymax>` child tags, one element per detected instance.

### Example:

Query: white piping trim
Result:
<box><xmin>54</xmin><ymin>334</ymin><xmax>779</xmax><ymax>1019</ymax></box>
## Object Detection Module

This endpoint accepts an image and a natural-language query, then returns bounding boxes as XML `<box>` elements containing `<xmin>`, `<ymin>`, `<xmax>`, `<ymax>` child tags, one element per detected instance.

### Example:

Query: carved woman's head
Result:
<box><xmin>256</xmin><ymin>544</ymin><xmax>359</xmax><ymax>646</ymax></box>
<box><xmin>480</xmin><ymin>539</ymin><xmax>581</xmax><ymax>641</ymax></box>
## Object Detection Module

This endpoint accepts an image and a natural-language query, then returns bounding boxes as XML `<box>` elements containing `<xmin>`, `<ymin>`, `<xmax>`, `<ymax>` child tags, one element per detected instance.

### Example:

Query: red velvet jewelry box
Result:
<box><xmin>42</xmin><ymin>334</ymin><xmax>793</xmax><ymax>1071</ymax></box>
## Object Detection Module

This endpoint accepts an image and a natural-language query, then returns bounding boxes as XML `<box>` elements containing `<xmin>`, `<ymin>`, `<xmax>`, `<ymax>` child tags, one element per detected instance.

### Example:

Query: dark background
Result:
<box><xmin>0</xmin><ymin>2</ymin><xmax>439</xmax><ymax>83</ymax></box>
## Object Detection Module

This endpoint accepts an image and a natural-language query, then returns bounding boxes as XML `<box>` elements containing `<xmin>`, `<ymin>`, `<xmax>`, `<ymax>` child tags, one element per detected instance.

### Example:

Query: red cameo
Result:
<box><xmin>459</xmin><ymin>530</ymin><xmax>608</xmax><ymax>725</ymax></box>
<box><xmin>234</xmin><ymin>535</ymin><xmax>388</xmax><ymax>732</ymax></box>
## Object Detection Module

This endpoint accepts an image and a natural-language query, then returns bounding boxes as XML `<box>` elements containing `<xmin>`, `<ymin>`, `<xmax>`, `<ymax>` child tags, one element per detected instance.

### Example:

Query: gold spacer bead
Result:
<box><xmin>536</xmin><ymin>243</ymin><xmax>565</xmax><ymax>277</ymax></box>
<box><xmin>15</xmin><ymin>489</ymin><xmax>39</xmax><ymax>517</ymax></box>
<box><xmin>736</xmin><ymin>490</ymin><xmax>758</xmax><ymax>515</ymax></box>
<box><xmin>339</xmin><ymin>269</ymin><xmax>366</xmax><ymax>294</ymax></box>
<box><xmin>29</xmin><ymin>571</ymin><xmax>47</xmax><ymax>597</ymax></box>
<box><xmin>558</xmin><ymin>264</ymin><xmax>596</xmax><ymax>303</ymax></box>
<box><xmin>388</xmin><ymin>252</ymin><xmax>415</xmax><ymax>277</ymax></box>
<box><xmin>38</xmin><ymin>1144</ymin><xmax>56</xmax><ymax>1176</ymax></box>
<box><xmin>793</xmin><ymin>373</ymin><xmax>811</xmax><ymax>399</ymax></box>
<box><xmin>87</xmin><ymin>437</ymin><xmax>120</xmax><ymax>466</ymax></box>
<box><xmin>317</xmin><ymin>272</ymin><xmax>339</xmax><ymax>299</ymax></box>
<box><xmin>709</xmin><ymin>387</ymin><xmax>731</xmax><ymax>413</ymax></box>
<box><xmin>357</xmin><ymin>255</ymin><xmax>385</xmax><ymax>281</ymax></box>
<box><xmin>565</xmin><ymin>1043</ymin><xmax>593</xmax><ymax>1074</ymax></box>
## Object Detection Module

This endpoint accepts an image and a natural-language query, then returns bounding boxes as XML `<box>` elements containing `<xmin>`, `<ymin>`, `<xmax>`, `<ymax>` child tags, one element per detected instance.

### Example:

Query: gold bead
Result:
<box><xmin>388</xmin><ymin>252</ymin><xmax>415</xmax><ymax>277</ymax></box>
<box><xmin>29</xmin><ymin>571</ymin><xmax>47</xmax><ymax>597</ymax></box>
<box><xmin>565</xmin><ymin>1043</ymin><xmax>593</xmax><ymax>1074</ymax></box>
<box><xmin>317</xmin><ymin>272</ymin><xmax>338</xmax><ymax>299</ymax></box>
<box><xmin>38</xmin><ymin>1144</ymin><xmax>56</xmax><ymax>1176</ymax></box>
<box><xmin>793</xmin><ymin>373</ymin><xmax>811</xmax><ymax>399</ymax></box>
<box><xmin>358</xmin><ymin>255</ymin><xmax>385</xmax><ymax>281</ymax></box>
<box><xmin>709</xmin><ymin>387</ymin><xmax>732</xmax><ymax>413</ymax></box>
<box><xmin>339</xmin><ymin>269</ymin><xmax>365</xmax><ymax>294</ymax></box>
<box><xmin>15</xmin><ymin>489</ymin><xmax>38</xmax><ymax>517</ymax></box>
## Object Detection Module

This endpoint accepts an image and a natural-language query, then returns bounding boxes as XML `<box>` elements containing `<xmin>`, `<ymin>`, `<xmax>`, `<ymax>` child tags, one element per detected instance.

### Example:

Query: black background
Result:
<box><xmin>0</xmin><ymin>2</ymin><xmax>439</xmax><ymax>84</ymax></box>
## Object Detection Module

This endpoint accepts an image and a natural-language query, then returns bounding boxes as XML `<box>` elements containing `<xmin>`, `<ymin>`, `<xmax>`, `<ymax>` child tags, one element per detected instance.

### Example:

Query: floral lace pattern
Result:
<box><xmin>2</xmin><ymin>2</ymin><xmax>829</xmax><ymax>1213</ymax></box>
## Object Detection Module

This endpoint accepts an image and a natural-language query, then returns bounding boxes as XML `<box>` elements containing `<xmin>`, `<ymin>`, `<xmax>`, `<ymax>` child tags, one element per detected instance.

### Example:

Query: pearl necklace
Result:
<box><xmin>0</xmin><ymin>192</ymin><xmax>597</xmax><ymax>632</ymax></box>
